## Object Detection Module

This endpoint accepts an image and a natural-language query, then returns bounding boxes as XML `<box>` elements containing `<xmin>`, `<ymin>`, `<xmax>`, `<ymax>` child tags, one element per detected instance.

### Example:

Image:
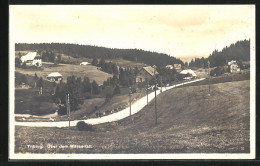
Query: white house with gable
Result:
<box><xmin>47</xmin><ymin>72</ymin><xmax>62</xmax><ymax>83</ymax></box>
<box><xmin>180</xmin><ymin>69</ymin><xmax>197</xmax><ymax>80</ymax></box>
<box><xmin>21</xmin><ymin>52</ymin><xmax>42</xmax><ymax>67</ymax></box>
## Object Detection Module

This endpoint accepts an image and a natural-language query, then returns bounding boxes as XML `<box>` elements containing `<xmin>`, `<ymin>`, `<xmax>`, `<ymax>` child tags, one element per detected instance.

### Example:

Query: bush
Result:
<box><xmin>113</xmin><ymin>85</ymin><xmax>121</xmax><ymax>95</ymax></box>
<box><xmin>210</xmin><ymin>67</ymin><xmax>226</xmax><ymax>76</ymax></box>
<box><xmin>58</xmin><ymin>105</ymin><xmax>67</xmax><ymax>115</ymax></box>
<box><xmin>76</xmin><ymin>121</ymin><xmax>93</xmax><ymax>131</ymax></box>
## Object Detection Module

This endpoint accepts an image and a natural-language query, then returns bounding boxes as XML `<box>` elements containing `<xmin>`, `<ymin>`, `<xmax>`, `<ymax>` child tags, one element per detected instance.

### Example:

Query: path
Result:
<box><xmin>15</xmin><ymin>78</ymin><xmax>205</xmax><ymax>127</ymax></box>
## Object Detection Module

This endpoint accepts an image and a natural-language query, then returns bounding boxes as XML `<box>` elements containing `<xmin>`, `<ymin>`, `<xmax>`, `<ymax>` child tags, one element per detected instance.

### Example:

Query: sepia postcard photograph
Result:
<box><xmin>9</xmin><ymin>5</ymin><xmax>255</xmax><ymax>160</ymax></box>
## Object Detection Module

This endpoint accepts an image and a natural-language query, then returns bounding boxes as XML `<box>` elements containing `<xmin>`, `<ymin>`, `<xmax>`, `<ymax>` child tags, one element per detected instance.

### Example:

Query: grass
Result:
<box><xmin>16</xmin><ymin>62</ymin><xmax>112</xmax><ymax>85</ymax></box>
<box><xmin>180</xmin><ymin>72</ymin><xmax>250</xmax><ymax>88</ymax></box>
<box><xmin>104</xmin><ymin>59</ymin><xmax>145</xmax><ymax>69</ymax></box>
<box><xmin>15</xmin><ymin>80</ymin><xmax>250</xmax><ymax>153</ymax></box>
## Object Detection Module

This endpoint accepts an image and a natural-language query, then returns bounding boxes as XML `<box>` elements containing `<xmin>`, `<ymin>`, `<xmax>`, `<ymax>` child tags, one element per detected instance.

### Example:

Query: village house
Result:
<box><xmin>165</xmin><ymin>65</ymin><xmax>174</xmax><ymax>69</ymax></box>
<box><xmin>180</xmin><ymin>69</ymin><xmax>197</xmax><ymax>80</ymax></box>
<box><xmin>228</xmin><ymin>60</ymin><xmax>240</xmax><ymax>73</ymax></box>
<box><xmin>174</xmin><ymin>64</ymin><xmax>182</xmax><ymax>72</ymax></box>
<box><xmin>21</xmin><ymin>52</ymin><xmax>42</xmax><ymax>67</ymax></box>
<box><xmin>80</xmin><ymin>62</ymin><xmax>90</xmax><ymax>65</ymax></box>
<box><xmin>47</xmin><ymin>72</ymin><xmax>62</xmax><ymax>83</ymax></box>
<box><xmin>136</xmin><ymin>66</ymin><xmax>158</xmax><ymax>83</ymax></box>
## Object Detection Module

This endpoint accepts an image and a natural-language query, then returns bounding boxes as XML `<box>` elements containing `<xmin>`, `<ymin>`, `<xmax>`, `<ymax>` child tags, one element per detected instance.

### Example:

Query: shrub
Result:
<box><xmin>210</xmin><ymin>66</ymin><xmax>226</xmax><ymax>76</ymax></box>
<box><xmin>58</xmin><ymin>105</ymin><xmax>67</xmax><ymax>115</ymax></box>
<box><xmin>76</xmin><ymin>121</ymin><xmax>93</xmax><ymax>131</ymax></box>
<box><xmin>113</xmin><ymin>85</ymin><xmax>121</xmax><ymax>95</ymax></box>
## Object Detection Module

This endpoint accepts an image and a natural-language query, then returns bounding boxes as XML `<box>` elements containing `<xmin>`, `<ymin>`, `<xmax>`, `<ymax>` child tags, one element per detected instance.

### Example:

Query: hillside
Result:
<box><xmin>15</xmin><ymin>80</ymin><xmax>250</xmax><ymax>153</ymax></box>
<box><xmin>15</xmin><ymin>43</ymin><xmax>183</xmax><ymax>67</ymax></box>
<box><xmin>15</xmin><ymin>63</ymin><xmax>112</xmax><ymax>85</ymax></box>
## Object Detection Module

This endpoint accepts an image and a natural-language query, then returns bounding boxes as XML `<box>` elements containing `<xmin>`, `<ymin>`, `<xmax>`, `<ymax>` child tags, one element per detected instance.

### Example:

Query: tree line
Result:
<box><xmin>189</xmin><ymin>39</ymin><xmax>250</xmax><ymax>68</ymax></box>
<box><xmin>92</xmin><ymin>58</ymin><xmax>119</xmax><ymax>75</ymax></box>
<box><xmin>15</xmin><ymin>43</ymin><xmax>183</xmax><ymax>67</ymax></box>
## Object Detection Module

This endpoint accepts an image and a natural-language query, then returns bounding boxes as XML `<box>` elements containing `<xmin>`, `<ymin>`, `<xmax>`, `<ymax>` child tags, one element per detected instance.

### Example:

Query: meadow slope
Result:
<box><xmin>15</xmin><ymin>80</ymin><xmax>250</xmax><ymax>153</ymax></box>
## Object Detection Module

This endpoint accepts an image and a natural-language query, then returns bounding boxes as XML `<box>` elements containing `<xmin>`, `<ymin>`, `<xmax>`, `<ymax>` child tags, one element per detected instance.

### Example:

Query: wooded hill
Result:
<box><xmin>189</xmin><ymin>39</ymin><xmax>250</xmax><ymax>68</ymax></box>
<box><xmin>15</xmin><ymin>43</ymin><xmax>183</xmax><ymax>67</ymax></box>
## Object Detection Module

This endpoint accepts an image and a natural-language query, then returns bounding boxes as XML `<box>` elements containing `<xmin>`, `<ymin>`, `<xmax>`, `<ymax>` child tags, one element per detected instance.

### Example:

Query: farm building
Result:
<box><xmin>180</xmin><ymin>69</ymin><xmax>197</xmax><ymax>80</ymax></box>
<box><xmin>21</xmin><ymin>52</ymin><xmax>42</xmax><ymax>67</ymax></box>
<box><xmin>80</xmin><ymin>62</ymin><xmax>90</xmax><ymax>65</ymax></box>
<box><xmin>47</xmin><ymin>72</ymin><xmax>62</xmax><ymax>82</ymax></box>
<box><xmin>136</xmin><ymin>66</ymin><xmax>158</xmax><ymax>83</ymax></box>
<box><xmin>228</xmin><ymin>60</ymin><xmax>240</xmax><ymax>73</ymax></box>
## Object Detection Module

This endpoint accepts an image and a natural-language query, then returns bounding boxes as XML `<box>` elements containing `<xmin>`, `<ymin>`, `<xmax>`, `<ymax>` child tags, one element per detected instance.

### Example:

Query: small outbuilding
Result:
<box><xmin>180</xmin><ymin>69</ymin><xmax>197</xmax><ymax>80</ymax></box>
<box><xmin>47</xmin><ymin>72</ymin><xmax>62</xmax><ymax>82</ymax></box>
<box><xmin>80</xmin><ymin>62</ymin><xmax>90</xmax><ymax>65</ymax></box>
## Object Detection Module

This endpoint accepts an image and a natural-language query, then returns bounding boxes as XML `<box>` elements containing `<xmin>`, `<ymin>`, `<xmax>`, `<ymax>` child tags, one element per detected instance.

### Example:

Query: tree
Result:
<box><xmin>99</xmin><ymin>58</ymin><xmax>106</xmax><ymax>68</ymax></box>
<box><xmin>21</xmin><ymin>62</ymin><xmax>26</xmax><ymax>68</ymax></box>
<box><xmin>113</xmin><ymin>85</ymin><xmax>121</xmax><ymax>95</ymax></box>
<box><xmin>91</xmin><ymin>58</ymin><xmax>98</xmax><ymax>66</ymax></box>
<box><xmin>66</xmin><ymin>76</ymin><xmax>84</xmax><ymax>111</ymax></box>
<box><xmin>83</xmin><ymin>77</ymin><xmax>91</xmax><ymax>93</ymax></box>
<box><xmin>15</xmin><ymin>57</ymin><xmax>22</xmax><ymax>67</ymax></box>
<box><xmin>34</xmin><ymin>73</ymin><xmax>38</xmax><ymax>88</ymax></box>
<box><xmin>37</xmin><ymin>77</ymin><xmax>44</xmax><ymax>95</ymax></box>
<box><xmin>91</xmin><ymin>80</ymin><xmax>100</xmax><ymax>94</ymax></box>
<box><xmin>20</xmin><ymin>75</ymin><xmax>28</xmax><ymax>84</ymax></box>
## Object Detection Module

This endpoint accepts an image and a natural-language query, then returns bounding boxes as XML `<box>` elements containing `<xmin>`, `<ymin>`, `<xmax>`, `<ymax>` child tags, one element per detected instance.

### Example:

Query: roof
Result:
<box><xmin>165</xmin><ymin>65</ymin><xmax>173</xmax><ymax>68</ymax></box>
<box><xmin>142</xmin><ymin>66</ymin><xmax>158</xmax><ymax>76</ymax></box>
<box><xmin>47</xmin><ymin>72</ymin><xmax>62</xmax><ymax>77</ymax></box>
<box><xmin>180</xmin><ymin>69</ymin><xmax>197</xmax><ymax>77</ymax></box>
<box><xmin>228</xmin><ymin>60</ymin><xmax>237</xmax><ymax>65</ymax></box>
<box><xmin>80</xmin><ymin>62</ymin><xmax>90</xmax><ymax>65</ymax></box>
<box><xmin>21</xmin><ymin>52</ymin><xmax>37</xmax><ymax>62</ymax></box>
<box><xmin>174</xmin><ymin>64</ymin><xmax>182</xmax><ymax>67</ymax></box>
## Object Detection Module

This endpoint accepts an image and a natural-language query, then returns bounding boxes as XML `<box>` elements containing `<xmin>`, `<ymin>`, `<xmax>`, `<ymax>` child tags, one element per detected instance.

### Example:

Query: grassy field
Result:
<box><xmin>15</xmin><ymin>80</ymin><xmax>250</xmax><ymax>153</ymax></box>
<box><xmin>105</xmin><ymin>59</ymin><xmax>145</xmax><ymax>69</ymax></box>
<box><xmin>16</xmin><ymin>63</ymin><xmax>112</xmax><ymax>85</ymax></box>
<box><xmin>180</xmin><ymin>72</ymin><xmax>250</xmax><ymax>89</ymax></box>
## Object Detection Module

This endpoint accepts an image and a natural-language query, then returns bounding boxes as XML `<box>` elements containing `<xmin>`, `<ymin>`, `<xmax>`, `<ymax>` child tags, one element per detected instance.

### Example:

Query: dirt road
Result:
<box><xmin>14</xmin><ymin>78</ymin><xmax>205</xmax><ymax>127</ymax></box>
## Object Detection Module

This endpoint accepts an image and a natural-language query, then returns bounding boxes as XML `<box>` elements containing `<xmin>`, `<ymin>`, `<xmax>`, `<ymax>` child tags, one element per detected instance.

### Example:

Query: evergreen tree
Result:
<box><xmin>91</xmin><ymin>58</ymin><xmax>98</xmax><ymax>66</ymax></box>
<box><xmin>92</xmin><ymin>80</ymin><xmax>100</xmax><ymax>94</ymax></box>
<box><xmin>113</xmin><ymin>85</ymin><xmax>121</xmax><ymax>95</ymax></box>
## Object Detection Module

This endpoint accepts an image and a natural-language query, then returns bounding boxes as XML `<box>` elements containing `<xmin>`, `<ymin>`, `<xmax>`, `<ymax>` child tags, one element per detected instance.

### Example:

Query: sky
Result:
<box><xmin>10</xmin><ymin>5</ymin><xmax>255</xmax><ymax>61</ymax></box>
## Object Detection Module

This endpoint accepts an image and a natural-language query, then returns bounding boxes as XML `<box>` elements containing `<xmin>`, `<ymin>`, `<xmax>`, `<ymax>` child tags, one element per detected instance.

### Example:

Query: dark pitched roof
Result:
<box><xmin>142</xmin><ymin>66</ymin><xmax>158</xmax><ymax>76</ymax></box>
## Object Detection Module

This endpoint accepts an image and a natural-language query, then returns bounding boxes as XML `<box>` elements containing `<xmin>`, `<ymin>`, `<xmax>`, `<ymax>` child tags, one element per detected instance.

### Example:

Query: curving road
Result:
<box><xmin>15</xmin><ymin>78</ymin><xmax>205</xmax><ymax>127</ymax></box>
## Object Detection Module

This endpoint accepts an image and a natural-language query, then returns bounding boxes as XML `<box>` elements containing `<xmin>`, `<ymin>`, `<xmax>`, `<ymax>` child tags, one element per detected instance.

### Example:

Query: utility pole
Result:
<box><xmin>91</xmin><ymin>82</ymin><xmax>93</xmax><ymax>96</ymax></box>
<box><xmin>208</xmin><ymin>60</ymin><xmax>211</xmax><ymax>94</ymax></box>
<box><xmin>66</xmin><ymin>93</ymin><xmax>71</xmax><ymax>129</ymax></box>
<box><xmin>146</xmin><ymin>81</ymin><xmax>149</xmax><ymax>106</ymax></box>
<box><xmin>160</xmin><ymin>76</ymin><xmax>162</xmax><ymax>93</ymax></box>
<box><xmin>129</xmin><ymin>87</ymin><xmax>132</xmax><ymax>116</ymax></box>
<box><xmin>154</xmin><ymin>66</ymin><xmax>157</xmax><ymax>125</ymax></box>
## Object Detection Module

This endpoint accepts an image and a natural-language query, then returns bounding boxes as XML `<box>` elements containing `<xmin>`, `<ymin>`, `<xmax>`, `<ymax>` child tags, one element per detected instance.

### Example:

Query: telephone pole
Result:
<box><xmin>66</xmin><ymin>93</ymin><xmax>71</xmax><ymax>129</ymax></box>
<box><xmin>208</xmin><ymin>60</ymin><xmax>211</xmax><ymax>94</ymax></box>
<box><xmin>146</xmin><ymin>82</ymin><xmax>149</xmax><ymax>106</ymax></box>
<box><xmin>91</xmin><ymin>83</ymin><xmax>93</xmax><ymax>96</ymax></box>
<box><xmin>129</xmin><ymin>87</ymin><xmax>132</xmax><ymax>116</ymax></box>
<box><xmin>154</xmin><ymin>66</ymin><xmax>157</xmax><ymax>125</ymax></box>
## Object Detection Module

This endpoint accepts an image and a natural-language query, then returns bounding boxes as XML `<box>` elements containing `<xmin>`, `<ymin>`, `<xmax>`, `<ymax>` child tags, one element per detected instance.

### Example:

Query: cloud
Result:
<box><xmin>11</xmin><ymin>5</ymin><xmax>255</xmax><ymax>58</ymax></box>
